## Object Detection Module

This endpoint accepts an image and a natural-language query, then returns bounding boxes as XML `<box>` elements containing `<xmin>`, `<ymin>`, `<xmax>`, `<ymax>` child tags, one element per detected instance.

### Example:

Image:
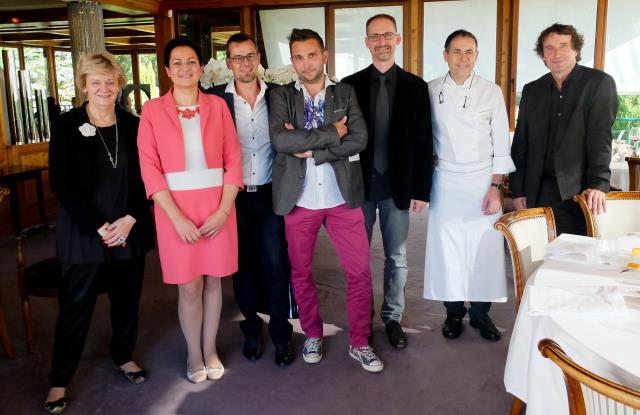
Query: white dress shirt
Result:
<box><xmin>225</xmin><ymin>78</ymin><xmax>273</xmax><ymax>187</ymax></box>
<box><xmin>294</xmin><ymin>76</ymin><xmax>346</xmax><ymax>210</ymax></box>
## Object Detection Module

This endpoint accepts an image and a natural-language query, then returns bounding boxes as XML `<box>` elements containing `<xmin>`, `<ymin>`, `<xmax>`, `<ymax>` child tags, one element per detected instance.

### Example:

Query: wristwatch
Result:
<box><xmin>490</xmin><ymin>182</ymin><xmax>504</xmax><ymax>190</ymax></box>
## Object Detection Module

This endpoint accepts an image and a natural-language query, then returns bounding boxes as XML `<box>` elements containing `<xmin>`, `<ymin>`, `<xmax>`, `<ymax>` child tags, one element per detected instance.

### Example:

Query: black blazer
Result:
<box><xmin>206</xmin><ymin>81</ymin><xmax>278</xmax><ymax>125</ymax></box>
<box><xmin>49</xmin><ymin>103</ymin><xmax>154</xmax><ymax>264</ymax></box>
<box><xmin>342</xmin><ymin>64</ymin><xmax>433</xmax><ymax>209</ymax></box>
<box><xmin>510</xmin><ymin>65</ymin><xmax>618</xmax><ymax>207</ymax></box>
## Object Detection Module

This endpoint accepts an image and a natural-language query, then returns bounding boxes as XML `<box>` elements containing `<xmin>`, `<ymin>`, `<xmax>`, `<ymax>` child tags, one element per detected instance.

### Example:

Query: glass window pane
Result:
<box><xmin>334</xmin><ymin>6</ymin><xmax>403</xmax><ymax>80</ymax></box>
<box><xmin>0</xmin><ymin>46</ymin><xmax>20</xmax><ymax>72</ymax></box>
<box><xmin>113</xmin><ymin>54</ymin><xmax>135</xmax><ymax>110</ymax></box>
<box><xmin>23</xmin><ymin>47</ymin><xmax>50</xmax><ymax>94</ymax></box>
<box><xmin>54</xmin><ymin>50</ymin><xmax>74</xmax><ymax>110</ymax></box>
<box><xmin>605</xmin><ymin>0</ymin><xmax>640</xmax><ymax>137</ymax></box>
<box><xmin>138</xmin><ymin>53</ymin><xmax>159</xmax><ymax>106</ymax></box>
<box><xmin>423</xmin><ymin>0</ymin><xmax>497</xmax><ymax>82</ymax></box>
<box><xmin>516</xmin><ymin>0</ymin><xmax>597</xmax><ymax>94</ymax></box>
<box><xmin>259</xmin><ymin>7</ymin><xmax>325</xmax><ymax>70</ymax></box>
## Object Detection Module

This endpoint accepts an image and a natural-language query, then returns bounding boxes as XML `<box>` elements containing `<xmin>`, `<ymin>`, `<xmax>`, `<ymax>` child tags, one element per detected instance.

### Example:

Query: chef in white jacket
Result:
<box><xmin>424</xmin><ymin>30</ymin><xmax>515</xmax><ymax>342</ymax></box>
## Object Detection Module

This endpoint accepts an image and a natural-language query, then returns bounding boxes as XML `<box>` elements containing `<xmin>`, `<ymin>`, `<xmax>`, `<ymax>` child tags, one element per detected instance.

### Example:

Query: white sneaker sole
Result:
<box><xmin>303</xmin><ymin>353</ymin><xmax>322</xmax><ymax>364</ymax></box>
<box><xmin>349</xmin><ymin>352</ymin><xmax>384</xmax><ymax>373</ymax></box>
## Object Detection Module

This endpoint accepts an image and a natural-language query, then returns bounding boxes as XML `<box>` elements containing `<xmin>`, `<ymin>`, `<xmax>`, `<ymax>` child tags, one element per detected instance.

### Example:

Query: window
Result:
<box><xmin>423</xmin><ymin>0</ymin><xmax>497</xmax><ymax>82</ymax></box>
<box><xmin>0</xmin><ymin>46</ymin><xmax>20</xmax><ymax>72</ymax></box>
<box><xmin>23</xmin><ymin>47</ymin><xmax>50</xmax><ymax>95</ymax></box>
<box><xmin>138</xmin><ymin>53</ymin><xmax>159</xmax><ymax>106</ymax></box>
<box><xmin>259</xmin><ymin>7</ymin><xmax>325</xmax><ymax>70</ymax></box>
<box><xmin>605</xmin><ymin>0</ymin><xmax>640</xmax><ymax>138</ymax></box>
<box><xmin>54</xmin><ymin>50</ymin><xmax>74</xmax><ymax>109</ymax></box>
<box><xmin>334</xmin><ymin>6</ymin><xmax>403</xmax><ymax>80</ymax></box>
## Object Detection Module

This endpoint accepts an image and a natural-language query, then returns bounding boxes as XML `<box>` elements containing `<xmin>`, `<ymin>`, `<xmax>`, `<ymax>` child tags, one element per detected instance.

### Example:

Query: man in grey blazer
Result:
<box><xmin>269</xmin><ymin>28</ymin><xmax>383</xmax><ymax>373</ymax></box>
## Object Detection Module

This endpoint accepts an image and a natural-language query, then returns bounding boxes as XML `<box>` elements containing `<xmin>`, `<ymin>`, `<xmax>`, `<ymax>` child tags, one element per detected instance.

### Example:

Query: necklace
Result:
<box><xmin>95</xmin><ymin>121</ymin><xmax>118</xmax><ymax>169</ymax></box>
<box><xmin>177</xmin><ymin>106</ymin><xmax>199</xmax><ymax>119</ymax></box>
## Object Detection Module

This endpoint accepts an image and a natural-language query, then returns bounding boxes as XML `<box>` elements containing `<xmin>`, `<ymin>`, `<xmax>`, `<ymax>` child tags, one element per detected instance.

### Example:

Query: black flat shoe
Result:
<box><xmin>470</xmin><ymin>316</ymin><xmax>501</xmax><ymax>342</ymax></box>
<box><xmin>44</xmin><ymin>396</ymin><xmax>68</xmax><ymax>414</ymax></box>
<box><xmin>442</xmin><ymin>315</ymin><xmax>463</xmax><ymax>339</ymax></box>
<box><xmin>242</xmin><ymin>335</ymin><xmax>262</xmax><ymax>361</ymax></box>
<box><xmin>385</xmin><ymin>321</ymin><xmax>407</xmax><ymax>348</ymax></box>
<box><xmin>121</xmin><ymin>368</ymin><xmax>147</xmax><ymax>384</ymax></box>
<box><xmin>274</xmin><ymin>342</ymin><xmax>295</xmax><ymax>367</ymax></box>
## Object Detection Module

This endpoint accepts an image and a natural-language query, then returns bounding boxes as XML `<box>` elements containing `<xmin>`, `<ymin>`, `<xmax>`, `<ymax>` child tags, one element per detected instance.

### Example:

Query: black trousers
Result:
<box><xmin>444</xmin><ymin>301</ymin><xmax>491</xmax><ymax>321</ymax></box>
<box><xmin>234</xmin><ymin>184</ymin><xmax>293</xmax><ymax>345</ymax></box>
<box><xmin>536</xmin><ymin>175</ymin><xmax>587</xmax><ymax>236</ymax></box>
<box><xmin>49</xmin><ymin>257</ymin><xmax>145</xmax><ymax>387</ymax></box>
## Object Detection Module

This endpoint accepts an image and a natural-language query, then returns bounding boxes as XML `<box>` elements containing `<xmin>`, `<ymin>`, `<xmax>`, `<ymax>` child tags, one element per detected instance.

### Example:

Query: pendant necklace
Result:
<box><xmin>95</xmin><ymin>121</ymin><xmax>118</xmax><ymax>169</ymax></box>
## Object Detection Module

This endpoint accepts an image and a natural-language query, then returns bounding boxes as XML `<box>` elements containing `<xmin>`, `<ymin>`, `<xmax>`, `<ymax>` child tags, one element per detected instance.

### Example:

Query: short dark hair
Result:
<box><xmin>225</xmin><ymin>32</ymin><xmax>258</xmax><ymax>57</ymax></box>
<box><xmin>288</xmin><ymin>28</ymin><xmax>325</xmax><ymax>53</ymax></box>
<box><xmin>444</xmin><ymin>29</ymin><xmax>478</xmax><ymax>51</ymax></box>
<box><xmin>535</xmin><ymin>23</ymin><xmax>584</xmax><ymax>62</ymax></box>
<box><xmin>163</xmin><ymin>36</ymin><xmax>203</xmax><ymax>68</ymax></box>
<box><xmin>366</xmin><ymin>14</ymin><xmax>397</xmax><ymax>34</ymax></box>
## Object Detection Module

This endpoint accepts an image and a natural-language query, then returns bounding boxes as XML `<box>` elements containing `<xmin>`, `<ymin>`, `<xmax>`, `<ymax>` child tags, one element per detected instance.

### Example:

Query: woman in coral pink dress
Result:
<box><xmin>138</xmin><ymin>36</ymin><xmax>243</xmax><ymax>383</ymax></box>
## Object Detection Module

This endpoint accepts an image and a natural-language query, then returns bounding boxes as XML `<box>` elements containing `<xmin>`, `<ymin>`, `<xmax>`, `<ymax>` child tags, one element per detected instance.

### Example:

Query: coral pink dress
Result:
<box><xmin>138</xmin><ymin>91</ymin><xmax>243</xmax><ymax>284</ymax></box>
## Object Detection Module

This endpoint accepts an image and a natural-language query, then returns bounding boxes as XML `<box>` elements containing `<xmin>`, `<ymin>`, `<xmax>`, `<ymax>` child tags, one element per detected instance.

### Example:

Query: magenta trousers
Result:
<box><xmin>284</xmin><ymin>204</ymin><xmax>372</xmax><ymax>347</ymax></box>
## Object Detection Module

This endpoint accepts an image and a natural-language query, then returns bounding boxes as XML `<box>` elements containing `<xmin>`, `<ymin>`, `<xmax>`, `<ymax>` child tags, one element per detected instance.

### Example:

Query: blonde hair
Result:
<box><xmin>75</xmin><ymin>52</ymin><xmax>126</xmax><ymax>91</ymax></box>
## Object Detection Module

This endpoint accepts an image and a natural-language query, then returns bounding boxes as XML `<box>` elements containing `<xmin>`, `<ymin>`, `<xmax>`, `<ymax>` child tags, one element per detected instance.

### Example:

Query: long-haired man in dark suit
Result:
<box><xmin>510</xmin><ymin>23</ymin><xmax>618</xmax><ymax>235</ymax></box>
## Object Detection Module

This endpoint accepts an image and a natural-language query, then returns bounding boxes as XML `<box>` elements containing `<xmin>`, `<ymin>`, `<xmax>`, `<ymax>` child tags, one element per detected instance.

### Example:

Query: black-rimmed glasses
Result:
<box><xmin>228</xmin><ymin>53</ymin><xmax>259</xmax><ymax>64</ymax></box>
<box><xmin>366</xmin><ymin>32</ymin><xmax>399</xmax><ymax>42</ymax></box>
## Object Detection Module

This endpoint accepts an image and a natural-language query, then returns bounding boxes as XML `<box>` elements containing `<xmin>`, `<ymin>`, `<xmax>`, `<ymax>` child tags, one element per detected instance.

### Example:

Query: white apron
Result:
<box><xmin>423</xmin><ymin>73</ymin><xmax>513</xmax><ymax>302</ymax></box>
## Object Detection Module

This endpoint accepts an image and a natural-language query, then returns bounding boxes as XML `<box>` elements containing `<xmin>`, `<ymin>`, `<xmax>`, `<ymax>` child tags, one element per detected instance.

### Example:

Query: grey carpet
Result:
<box><xmin>0</xmin><ymin>211</ymin><xmax>515</xmax><ymax>414</ymax></box>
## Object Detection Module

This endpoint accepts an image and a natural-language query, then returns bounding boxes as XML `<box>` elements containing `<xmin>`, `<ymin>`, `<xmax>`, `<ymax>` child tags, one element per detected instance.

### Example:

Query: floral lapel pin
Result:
<box><xmin>79</xmin><ymin>122</ymin><xmax>96</xmax><ymax>137</ymax></box>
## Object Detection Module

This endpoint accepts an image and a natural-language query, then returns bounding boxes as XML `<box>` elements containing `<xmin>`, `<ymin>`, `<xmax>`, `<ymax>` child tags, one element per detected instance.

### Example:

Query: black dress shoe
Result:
<box><xmin>242</xmin><ymin>335</ymin><xmax>262</xmax><ymax>361</ymax></box>
<box><xmin>120</xmin><ymin>368</ymin><xmax>147</xmax><ymax>384</ymax></box>
<box><xmin>469</xmin><ymin>316</ymin><xmax>501</xmax><ymax>342</ymax></box>
<box><xmin>274</xmin><ymin>342</ymin><xmax>295</xmax><ymax>367</ymax></box>
<box><xmin>385</xmin><ymin>321</ymin><xmax>407</xmax><ymax>348</ymax></box>
<box><xmin>44</xmin><ymin>396</ymin><xmax>68</xmax><ymax>414</ymax></box>
<box><xmin>442</xmin><ymin>315</ymin><xmax>463</xmax><ymax>339</ymax></box>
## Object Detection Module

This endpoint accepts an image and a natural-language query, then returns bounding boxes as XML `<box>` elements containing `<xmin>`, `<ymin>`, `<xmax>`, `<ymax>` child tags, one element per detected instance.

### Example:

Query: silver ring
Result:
<box><xmin>118</xmin><ymin>237</ymin><xmax>125</xmax><ymax>244</ymax></box>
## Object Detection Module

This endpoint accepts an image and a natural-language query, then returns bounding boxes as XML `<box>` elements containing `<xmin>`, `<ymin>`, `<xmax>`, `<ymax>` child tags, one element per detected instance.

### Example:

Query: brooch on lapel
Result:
<box><xmin>79</xmin><ymin>123</ymin><xmax>96</xmax><ymax>137</ymax></box>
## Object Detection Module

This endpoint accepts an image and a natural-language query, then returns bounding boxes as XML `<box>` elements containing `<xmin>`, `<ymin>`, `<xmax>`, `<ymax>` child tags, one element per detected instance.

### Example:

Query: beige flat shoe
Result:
<box><xmin>206</xmin><ymin>363</ymin><xmax>224</xmax><ymax>381</ymax></box>
<box><xmin>186</xmin><ymin>361</ymin><xmax>207</xmax><ymax>384</ymax></box>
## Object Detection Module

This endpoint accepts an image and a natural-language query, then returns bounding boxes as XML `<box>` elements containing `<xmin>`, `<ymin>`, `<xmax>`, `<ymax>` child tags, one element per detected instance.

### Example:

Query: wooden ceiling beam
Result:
<box><xmin>99</xmin><ymin>0</ymin><xmax>161</xmax><ymax>14</ymax></box>
<box><xmin>160</xmin><ymin>0</ymin><xmax>383</xmax><ymax>12</ymax></box>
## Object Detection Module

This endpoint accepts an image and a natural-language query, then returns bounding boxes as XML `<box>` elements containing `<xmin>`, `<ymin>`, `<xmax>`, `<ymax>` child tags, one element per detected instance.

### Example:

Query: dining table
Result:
<box><xmin>503</xmin><ymin>234</ymin><xmax>640</xmax><ymax>415</ymax></box>
<box><xmin>610</xmin><ymin>160</ymin><xmax>630</xmax><ymax>191</ymax></box>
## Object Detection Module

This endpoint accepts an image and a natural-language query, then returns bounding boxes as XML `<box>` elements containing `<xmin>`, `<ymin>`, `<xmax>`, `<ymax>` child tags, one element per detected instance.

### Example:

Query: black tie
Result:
<box><xmin>374</xmin><ymin>74</ymin><xmax>389</xmax><ymax>174</ymax></box>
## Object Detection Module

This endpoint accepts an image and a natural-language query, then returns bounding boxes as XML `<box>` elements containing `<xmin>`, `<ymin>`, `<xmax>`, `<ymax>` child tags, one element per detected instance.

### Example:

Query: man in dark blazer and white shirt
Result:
<box><xmin>510</xmin><ymin>23</ymin><xmax>618</xmax><ymax>235</ymax></box>
<box><xmin>342</xmin><ymin>14</ymin><xmax>433</xmax><ymax>348</ymax></box>
<box><xmin>269</xmin><ymin>28</ymin><xmax>384</xmax><ymax>373</ymax></box>
<box><xmin>206</xmin><ymin>33</ymin><xmax>295</xmax><ymax>367</ymax></box>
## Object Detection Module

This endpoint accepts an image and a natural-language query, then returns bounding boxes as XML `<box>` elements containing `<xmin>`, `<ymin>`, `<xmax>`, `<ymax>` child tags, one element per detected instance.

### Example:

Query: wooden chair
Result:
<box><xmin>538</xmin><ymin>339</ymin><xmax>640</xmax><ymax>414</ymax></box>
<box><xmin>17</xmin><ymin>223</ymin><xmax>61</xmax><ymax>353</ymax></box>
<box><xmin>626</xmin><ymin>157</ymin><xmax>640</xmax><ymax>191</ymax></box>
<box><xmin>573</xmin><ymin>192</ymin><xmax>640</xmax><ymax>238</ymax></box>
<box><xmin>0</xmin><ymin>186</ymin><xmax>16</xmax><ymax>358</ymax></box>
<box><xmin>494</xmin><ymin>207</ymin><xmax>557</xmax><ymax>415</ymax></box>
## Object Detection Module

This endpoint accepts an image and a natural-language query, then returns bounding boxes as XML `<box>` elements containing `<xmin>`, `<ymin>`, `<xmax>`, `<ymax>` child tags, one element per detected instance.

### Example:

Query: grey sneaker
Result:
<box><xmin>349</xmin><ymin>345</ymin><xmax>384</xmax><ymax>373</ymax></box>
<box><xmin>302</xmin><ymin>337</ymin><xmax>323</xmax><ymax>364</ymax></box>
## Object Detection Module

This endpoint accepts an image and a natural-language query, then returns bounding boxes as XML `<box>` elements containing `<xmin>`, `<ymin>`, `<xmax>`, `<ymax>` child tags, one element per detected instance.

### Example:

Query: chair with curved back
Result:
<box><xmin>0</xmin><ymin>187</ymin><xmax>15</xmax><ymax>357</ymax></box>
<box><xmin>573</xmin><ymin>192</ymin><xmax>640</xmax><ymax>238</ymax></box>
<box><xmin>626</xmin><ymin>157</ymin><xmax>639</xmax><ymax>192</ymax></box>
<box><xmin>16</xmin><ymin>223</ymin><xmax>61</xmax><ymax>353</ymax></box>
<box><xmin>539</xmin><ymin>338</ymin><xmax>640</xmax><ymax>414</ymax></box>
<box><xmin>494</xmin><ymin>207</ymin><xmax>557</xmax><ymax>415</ymax></box>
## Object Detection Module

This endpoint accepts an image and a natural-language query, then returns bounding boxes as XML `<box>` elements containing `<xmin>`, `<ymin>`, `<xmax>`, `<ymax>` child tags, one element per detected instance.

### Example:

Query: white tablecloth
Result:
<box><xmin>504</xmin><ymin>236</ymin><xmax>640</xmax><ymax>415</ymax></box>
<box><xmin>610</xmin><ymin>160</ymin><xmax>629</xmax><ymax>191</ymax></box>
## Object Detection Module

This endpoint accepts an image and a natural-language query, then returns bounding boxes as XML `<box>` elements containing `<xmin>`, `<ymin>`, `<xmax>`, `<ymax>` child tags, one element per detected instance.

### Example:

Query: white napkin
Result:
<box><xmin>543</xmin><ymin>234</ymin><xmax>595</xmax><ymax>264</ymax></box>
<box><xmin>528</xmin><ymin>284</ymin><xmax>639</xmax><ymax>317</ymax></box>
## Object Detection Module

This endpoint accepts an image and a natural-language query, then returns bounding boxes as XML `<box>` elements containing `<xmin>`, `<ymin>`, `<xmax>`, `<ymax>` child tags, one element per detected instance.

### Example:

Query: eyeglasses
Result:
<box><xmin>366</xmin><ymin>32</ymin><xmax>398</xmax><ymax>42</ymax></box>
<box><xmin>438</xmin><ymin>72</ymin><xmax>475</xmax><ymax>109</ymax></box>
<box><xmin>228</xmin><ymin>53</ymin><xmax>259</xmax><ymax>64</ymax></box>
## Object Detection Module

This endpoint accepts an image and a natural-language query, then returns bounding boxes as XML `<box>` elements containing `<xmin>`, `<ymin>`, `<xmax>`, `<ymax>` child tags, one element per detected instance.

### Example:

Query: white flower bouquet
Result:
<box><xmin>200</xmin><ymin>58</ymin><xmax>298</xmax><ymax>89</ymax></box>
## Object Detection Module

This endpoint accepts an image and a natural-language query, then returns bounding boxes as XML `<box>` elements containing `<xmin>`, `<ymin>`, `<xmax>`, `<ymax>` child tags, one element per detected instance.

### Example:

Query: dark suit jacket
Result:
<box><xmin>341</xmin><ymin>64</ymin><xmax>433</xmax><ymax>209</ymax></box>
<box><xmin>510</xmin><ymin>65</ymin><xmax>618</xmax><ymax>207</ymax></box>
<box><xmin>206</xmin><ymin>81</ymin><xmax>277</xmax><ymax>125</ymax></box>
<box><xmin>49</xmin><ymin>103</ymin><xmax>154</xmax><ymax>264</ymax></box>
<box><xmin>268</xmin><ymin>81</ymin><xmax>367</xmax><ymax>215</ymax></box>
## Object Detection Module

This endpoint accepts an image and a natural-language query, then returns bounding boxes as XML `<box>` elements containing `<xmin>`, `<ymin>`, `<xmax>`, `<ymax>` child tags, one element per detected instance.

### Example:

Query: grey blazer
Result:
<box><xmin>268</xmin><ymin>82</ymin><xmax>368</xmax><ymax>216</ymax></box>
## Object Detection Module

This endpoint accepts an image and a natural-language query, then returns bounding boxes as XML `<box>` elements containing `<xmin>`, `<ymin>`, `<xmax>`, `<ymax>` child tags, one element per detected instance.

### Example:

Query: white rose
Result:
<box><xmin>79</xmin><ymin>123</ymin><xmax>96</xmax><ymax>137</ymax></box>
